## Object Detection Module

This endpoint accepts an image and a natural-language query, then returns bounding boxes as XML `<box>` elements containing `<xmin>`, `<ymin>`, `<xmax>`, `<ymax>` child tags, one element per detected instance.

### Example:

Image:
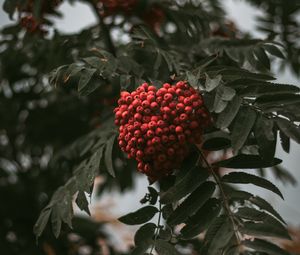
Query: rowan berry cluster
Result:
<box><xmin>99</xmin><ymin>0</ymin><xmax>138</xmax><ymax>16</ymax></box>
<box><xmin>18</xmin><ymin>0</ymin><xmax>62</xmax><ymax>34</ymax></box>
<box><xmin>114</xmin><ymin>81</ymin><xmax>211</xmax><ymax>180</ymax></box>
<box><xmin>98</xmin><ymin>0</ymin><xmax>164</xmax><ymax>32</ymax></box>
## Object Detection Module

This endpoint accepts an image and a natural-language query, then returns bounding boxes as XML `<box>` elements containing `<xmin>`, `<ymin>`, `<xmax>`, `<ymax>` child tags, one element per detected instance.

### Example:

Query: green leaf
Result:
<box><xmin>222</xmin><ymin>172</ymin><xmax>284</xmax><ymax>199</ymax></box>
<box><xmin>236</xmin><ymin>207</ymin><xmax>287</xmax><ymax>231</ymax></box>
<box><xmin>213</xmin><ymin>86</ymin><xmax>236</xmax><ymax>113</ymax></box>
<box><xmin>33</xmin><ymin>208</ymin><xmax>52</xmax><ymax>239</ymax></box>
<box><xmin>239</xmin><ymin>84</ymin><xmax>299</xmax><ymax>97</ymax></box>
<box><xmin>230</xmin><ymin>106</ymin><xmax>257</xmax><ymax>152</ymax></box>
<box><xmin>167</xmin><ymin>182</ymin><xmax>216</xmax><ymax>226</ymax></box>
<box><xmin>78</xmin><ymin>68</ymin><xmax>97</xmax><ymax>92</ymax></box>
<box><xmin>255</xmin><ymin>94</ymin><xmax>300</xmax><ymax>109</ymax></box>
<box><xmin>216</xmin><ymin>96</ymin><xmax>242</xmax><ymax>129</ymax></box>
<box><xmin>148</xmin><ymin>186</ymin><xmax>158</xmax><ymax>205</ymax></box>
<box><xmin>215</xmin><ymin>154</ymin><xmax>282</xmax><ymax>169</ymax></box>
<box><xmin>51</xmin><ymin>206</ymin><xmax>62</xmax><ymax>238</ymax></box>
<box><xmin>202</xmin><ymin>137</ymin><xmax>231</xmax><ymax>151</ymax></box>
<box><xmin>250</xmin><ymin>196</ymin><xmax>285</xmax><ymax>223</ymax></box>
<box><xmin>254</xmin><ymin>115</ymin><xmax>277</xmax><ymax>162</ymax></box>
<box><xmin>236</xmin><ymin>207</ymin><xmax>288</xmax><ymax>232</ymax></box>
<box><xmin>160</xmin><ymin>167</ymin><xmax>209</xmax><ymax>204</ymax></box>
<box><xmin>204</xmin><ymin>215</ymin><xmax>226</xmax><ymax>245</ymax></box>
<box><xmin>227</xmin><ymin>190</ymin><xmax>285</xmax><ymax>223</ymax></box>
<box><xmin>205</xmin><ymin>74</ymin><xmax>222</xmax><ymax>92</ymax></box>
<box><xmin>207</xmin><ymin>218</ymin><xmax>234</xmax><ymax>255</ymax></box>
<box><xmin>65</xmin><ymin>64</ymin><xmax>84</xmax><ymax>82</ymax></box>
<box><xmin>243</xmin><ymin>238</ymin><xmax>289</xmax><ymax>255</ymax></box>
<box><xmin>279</xmin><ymin>130</ymin><xmax>290</xmax><ymax>153</ymax></box>
<box><xmin>276</xmin><ymin>118</ymin><xmax>300</xmax><ymax>144</ymax></box>
<box><xmin>180</xmin><ymin>198</ymin><xmax>221</xmax><ymax>239</ymax></box>
<box><xmin>253</xmin><ymin>46</ymin><xmax>270</xmax><ymax>69</ymax></box>
<box><xmin>76</xmin><ymin>191</ymin><xmax>90</xmax><ymax>216</ymax></box>
<box><xmin>104</xmin><ymin>134</ymin><xmax>116</xmax><ymax>177</ymax></box>
<box><xmin>155</xmin><ymin>240</ymin><xmax>180</xmax><ymax>255</ymax></box>
<box><xmin>263</xmin><ymin>44</ymin><xmax>285</xmax><ymax>59</ymax></box>
<box><xmin>118</xmin><ymin>206</ymin><xmax>159</xmax><ymax>225</ymax></box>
<box><xmin>217</xmin><ymin>68</ymin><xmax>275</xmax><ymax>81</ymax></box>
<box><xmin>134</xmin><ymin>223</ymin><xmax>156</xmax><ymax>247</ymax></box>
<box><xmin>241</xmin><ymin>221</ymin><xmax>290</xmax><ymax>240</ymax></box>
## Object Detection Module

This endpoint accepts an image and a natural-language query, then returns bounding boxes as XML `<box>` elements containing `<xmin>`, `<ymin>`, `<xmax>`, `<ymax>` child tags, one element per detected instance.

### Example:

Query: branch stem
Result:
<box><xmin>150</xmin><ymin>202</ymin><xmax>162</xmax><ymax>254</ymax></box>
<box><xmin>198</xmin><ymin>150</ymin><xmax>242</xmax><ymax>247</ymax></box>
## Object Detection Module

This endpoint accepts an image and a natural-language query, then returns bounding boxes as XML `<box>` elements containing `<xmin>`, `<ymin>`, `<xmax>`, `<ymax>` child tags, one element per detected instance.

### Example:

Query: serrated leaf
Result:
<box><xmin>240</xmin><ymin>84</ymin><xmax>299</xmax><ymax>97</ymax></box>
<box><xmin>64</xmin><ymin>64</ymin><xmax>84</xmax><ymax>82</ymax></box>
<box><xmin>204</xmin><ymin>215</ymin><xmax>226</xmax><ymax>245</ymax></box>
<box><xmin>243</xmin><ymin>238</ymin><xmax>289</xmax><ymax>255</ymax></box>
<box><xmin>155</xmin><ymin>240</ymin><xmax>180</xmax><ymax>255</ymax></box>
<box><xmin>279</xmin><ymin>130</ymin><xmax>290</xmax><ymax>153</ymax></box>
<box><xmin>253</xmin><ymin>46</ymin><xmax>270</xmax><ymax>69</ymax></box>
<box><xmin>236</xmin><ymin>207</ymin><xmax>286</xmax><ymax>230</ymax></box>
<box><xmin>263</xmin><ymin>44</ymin><xmax>285</xmax><ymax>59</ymax></box>
<box><xmin>207</xmin><ymin>218</ymin><xmax>234</xmax><ymax>255</ymax></box>
<box><xmin>222</xmin><ymin>172</ymin><xmax>283</xmax><ymax>199</ymax></box>
<box><xmin>241</xmin><ymin>221</ymin><xmax>290</xmax><ymax>240</ymax></box>
<box><xmin>118</xmin><ymin>206</ymin><xmax>158</xmax><ymax>225</ymax></box>
<box><xmin>159</xmin><ymin>227</ymin><xmax>172</xmax><ymax>241</ymax></box>
<box><xmin>33</xmin><ymin>208</ymin><xmax>52</xmax><ymax>239</ymax></box>
<box><xmin>57</xmin><ymin>191</ymin><xmax>74</xmax><ymax>228</ymax></box>
<box><xmin>76</xmin><ymin>191</ymin><xmax>90</xmax><ymax>216</ymax></box>
<box><xmin>231</xmin><ymin>106</ymin><xmax>257</xmax><ymax>152</ymax></box>
<box><xmin>167</xmin><ymin>182</ymin><xmax>216</xmax><ymax>226</ymax></box>
<box><xmin>213</xmin><ymin>86</ymin><xmax>236</xmax><ymax>113</ymax></box>
<box><xmin>148</xmin><ymin>186</ymin><xmax>158</xmax><ymax>205</ymax></box>
<box><xmin>51</xmin><ymin>206</ymin><xmax>62</xmax><ymax>238</ymax></box>
<box><xmin>78</xmin><ymin>68</ymin><xmax>97</xmax><ymax>92</ymax></box>
<box><xmin>217</xmin><ymin>68</ymin><xmax>275</xmax><ymax>81</ymax></box>
<box><xmin>255</xmin><ymin>94</ymin><xmax>300</xmax><ymax>109</ymax></box>
<box><xmin>254</xmin><ymin>115</ymin><xmax>277</xmax><ymax>162</ymax></box>
<box><xmin>180</xmin><ymin>198</ymin><xmax>221</xmax><ymax>239</ymax></box>
<box><xmin>216</xmin><ymin>96</ymin><xmax>242</xmax><ymax>129</ymax></box>
<box><xmin>227</xmin><ymin>190</ymin><xmax>285</xmax><ymax>223</ymax></box>
<box><xmin>250</xmin><ymin>196</ymin><xmax>285</xmax><ymax>223</ymax></box>
<box><xmin>276</xmin><ymin>118</ymin><xmax>300</xmax><ymax>144</ymax></box>
<box><xmin>215</xmin><ymin>154</ymin><xmax>282</xmax><ymax>169</ymax></box>
<box><xmin>160</xmin><ymin>167</ymin><xmax>209</xmax><ymax>204</ymax></box>
<box><xmin>205</xmin><ymin>74</ymin><xmax>222</xmax><ymax>92</ymax></box>
<box><xmin>134</xmin><ymin>223</ymin><xmax>156</xmax><ymax>247</ymax></box>
<box><xmin>104</xmin><ymin>134</ymin><xmax>116</xmax><ymax>177</ymax></box>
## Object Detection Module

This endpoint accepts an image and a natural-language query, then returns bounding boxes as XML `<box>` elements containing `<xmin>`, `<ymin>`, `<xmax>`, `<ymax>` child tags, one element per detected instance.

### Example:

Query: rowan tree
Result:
<box><xmin>1</xmin><ymin>0</ymin><xmax>300</xmax><ymax>254</ymax></box>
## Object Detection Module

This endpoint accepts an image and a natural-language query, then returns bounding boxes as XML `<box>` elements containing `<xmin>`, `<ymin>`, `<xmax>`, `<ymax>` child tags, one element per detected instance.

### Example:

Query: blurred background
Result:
<box><xmin>0</xmin><ymin>0</ymin><xmax>300</xmax><ymax>253</ymax></box>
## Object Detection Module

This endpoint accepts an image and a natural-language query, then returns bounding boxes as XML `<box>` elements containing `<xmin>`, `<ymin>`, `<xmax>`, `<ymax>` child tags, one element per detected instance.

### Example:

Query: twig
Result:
<box><xmin>198</xmin><ymin>150</ymin><xmax>242</xmax><ymax>247</ymax></box>
<box><xmin>149</xmin><ymin>202</ymin><xmax>162</xmax><ymax>254</ymax></box>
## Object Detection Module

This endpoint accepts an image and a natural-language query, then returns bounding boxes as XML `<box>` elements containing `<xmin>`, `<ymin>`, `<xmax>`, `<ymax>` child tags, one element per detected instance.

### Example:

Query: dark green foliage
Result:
<box><xmin>118</xmin><ymin>206</ymin><xmax>158</xmax><ymax>225</ymax></box>
<box><xmin>222</xmin><ymin>172</ymin><xmax>283</xmax><ymax>199</ymax></box>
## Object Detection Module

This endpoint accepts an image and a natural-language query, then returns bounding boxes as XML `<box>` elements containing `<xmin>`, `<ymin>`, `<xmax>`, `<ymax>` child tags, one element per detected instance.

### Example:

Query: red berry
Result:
<box><xmin>190</xmin><ymin>121</ymin><xmax>199</xmax><ymax>129</ymax></box>
<box><xmin>175</xmin><ymin>126</ymin><xmax>183</xmax><ymax>133</ymax></box>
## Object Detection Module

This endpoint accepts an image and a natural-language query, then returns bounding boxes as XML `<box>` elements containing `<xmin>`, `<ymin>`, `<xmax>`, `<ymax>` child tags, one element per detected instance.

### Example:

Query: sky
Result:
<box><xmin>1</xmin><ymin>0</ymin><xmax>300</xmax><ymax>227</ymax></box>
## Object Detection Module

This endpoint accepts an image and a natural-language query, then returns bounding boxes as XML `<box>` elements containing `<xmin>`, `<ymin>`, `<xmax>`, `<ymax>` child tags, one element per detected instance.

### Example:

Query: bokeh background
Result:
<box><xmin>1</xmin><ymin>0</ymin><xmax>299</xmax><ymax>251</ymax></box>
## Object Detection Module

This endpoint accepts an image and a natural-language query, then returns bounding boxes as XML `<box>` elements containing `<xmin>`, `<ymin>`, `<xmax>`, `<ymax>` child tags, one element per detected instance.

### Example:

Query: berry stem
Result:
<box><xmin>198</xmin><ymin>149</ymin><xmax>242</xmax><ymax>247</ymax></box>
<box><xmin>149</xmin><ymin>201</ymin><xmax>162</xmax><ymax>254</ymax></box>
